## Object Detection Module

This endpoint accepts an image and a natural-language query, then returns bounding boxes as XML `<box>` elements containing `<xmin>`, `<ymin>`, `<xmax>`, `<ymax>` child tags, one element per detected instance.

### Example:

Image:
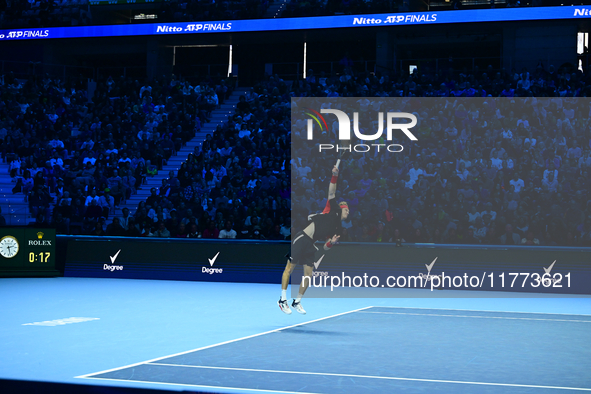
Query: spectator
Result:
<box><xmin>203</xmin><ymin>221</ymin><xmax>220</xmax><ymax>239</ymax></box>
<box><xmin>176</xmin><ymin>223</ymin><xmax>188</xmax><ymax>238</ymax></box>
<box><xmin>91</xmin><ymin>221</ymin><xmax>106</xmax><ymax>237</ymax></box>
<box><xmin>99</xmin><ymin>189</ymin><xmax>115</xmax><ymax>218</ymax></box>
<box><xmin>521</xmin><ymin>231</ymin><xmax>540</xmax><ymax>245</ymax></box>
<box><xmin>219</xmin><ymin>221</ymin><xmax>237</xmax><ymax>239</ymax></box>
<box><xmin>187</xmin><ymin>223</ymin><xmax>201</xmax><ymax>238</ymax></box>
<box><xmin>280</xmin><ymin>217</ymin><xmax>291</xmax><ymax>239</ymax></box>
<box><xmin>150</xmin><ymin>222</ymin><xmax>171</xmax><ymax>238</ymax></box>
<box><xmin>467</xmin><ymin>206</ymin><xmax>481</xmax><ymax>224</ymax></box>
<box><xmin>542</xmin><ymin>172</ymin><xmax>558</xmax><ymax>193</ymax></box>
<box><xmin>126</xmin><ymin>218</ymin><xmax>141</xmax><ymax>237</ymax></box>
<box><xmin>106</xmin><ymin>217</ymin><xmax>126</xmax><ymax>236</ymax></box>
<box><xmin>119</xmin><ymin>208</ymin><xmax>131</xmax><ymax>231</ymax></box>
<box><xmin>509</xmin><ymin>173</ymin><xmax>524</xmax><ymax>193</ymax></box>
<box><xmin>499</xmin><ymin>224</ymin><xmax>521</xmax><ymax>245</ymax></box>
<box><xmin>85</xmin><ymin>189</ymin><xmax>100</xmax><ymax>206</ymax></box>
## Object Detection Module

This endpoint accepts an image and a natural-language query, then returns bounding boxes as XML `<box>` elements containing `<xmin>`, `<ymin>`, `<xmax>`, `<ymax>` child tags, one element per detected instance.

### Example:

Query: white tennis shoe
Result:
<box><xmin>291</xmin><ymin>300</ymin><xmax>306</xmax><ymax>315</ymax></box>
<box><xmin>278</xmin><ymin>299</ymin><xmax>292</xmax><ymax>314</ymax></box>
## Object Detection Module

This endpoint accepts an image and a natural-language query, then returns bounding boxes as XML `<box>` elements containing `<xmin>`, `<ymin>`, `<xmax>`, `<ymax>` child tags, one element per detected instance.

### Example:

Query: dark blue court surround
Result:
<box><xmin>84</xmin><ymin>307</ymin><xmax>591</xmax><ymax>393</ymax></box>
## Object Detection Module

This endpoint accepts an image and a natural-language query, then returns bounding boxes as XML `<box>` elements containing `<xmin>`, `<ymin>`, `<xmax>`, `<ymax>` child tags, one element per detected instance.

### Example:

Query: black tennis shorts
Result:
<box><xmin>285</xmin><ymin>231</ymin><xmax>318</xmax><ymax>267</ymax></box>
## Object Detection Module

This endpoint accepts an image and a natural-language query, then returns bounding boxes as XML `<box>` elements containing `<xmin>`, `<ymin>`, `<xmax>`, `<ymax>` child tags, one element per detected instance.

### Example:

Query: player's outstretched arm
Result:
<box><xmin>328</xmin><ymin>166</ymin><xmax>339</xmax><ymax>200</ymax></box>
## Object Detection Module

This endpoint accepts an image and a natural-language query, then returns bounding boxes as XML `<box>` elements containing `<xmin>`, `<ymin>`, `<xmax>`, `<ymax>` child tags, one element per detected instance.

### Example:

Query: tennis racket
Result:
<box><xmin>335</xmin><ymin>139</ymin><xmax>351</xmax><ymax>169</ymax></box>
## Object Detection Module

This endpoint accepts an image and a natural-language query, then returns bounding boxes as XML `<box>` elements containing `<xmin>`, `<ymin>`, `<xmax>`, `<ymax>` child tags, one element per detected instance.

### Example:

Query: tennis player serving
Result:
<box><xmin>278</xmin><ymin>164</ymin><xmax>349</xmax><ymax>315</ymax></box>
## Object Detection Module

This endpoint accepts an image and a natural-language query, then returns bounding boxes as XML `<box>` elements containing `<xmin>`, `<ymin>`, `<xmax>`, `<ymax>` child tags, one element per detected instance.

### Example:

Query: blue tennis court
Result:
<box><xmin>1</xmin><ymin>278</ymin><xmax>591</xmax><ymax>393</ymax></box>
<box><xmin>81</xmin><ymin>306</ymin><xmax>591</xmax><ymax>393</ymax></box>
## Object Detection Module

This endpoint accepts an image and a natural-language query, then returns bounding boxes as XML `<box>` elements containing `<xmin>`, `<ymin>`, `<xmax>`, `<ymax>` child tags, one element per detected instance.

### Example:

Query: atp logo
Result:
<box><xmin>304</xmin><ymin>108</ymin><xmax>417</xmax><ymax>154</ymax></box>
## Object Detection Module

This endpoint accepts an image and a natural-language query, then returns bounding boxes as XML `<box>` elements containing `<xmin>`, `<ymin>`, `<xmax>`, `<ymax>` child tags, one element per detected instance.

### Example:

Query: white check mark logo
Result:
<box><xmin>208</xmin><ymin>252</ymin><xmax>220</xmax><ymax>267</ymax></box>
<box><xmin>314</xmin><ymin>255</ymin><xmax>326</xmax><ymax>270</ymax></box>
<box><xmin>543</xmin><ymin>260</ymin><xmax>556</xmax><ymax>274</ymax></box>
<box><xmin>109</xmin><ymin>250</ymin><xmax>121</xmax><ymax>264</ymax></box>
<box><xmin>425</xmin><ymin>257</ymin><xmax>438</xmax><ymax>275</ymax></box>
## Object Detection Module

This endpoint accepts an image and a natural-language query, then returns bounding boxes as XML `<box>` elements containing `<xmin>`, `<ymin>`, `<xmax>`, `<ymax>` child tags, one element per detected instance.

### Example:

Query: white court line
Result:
<box><xmin>371</xmin><ymin>305</ymin><xmax>591</xmax><ymax>317</ymax></box>
<box><xmin>81</xmin><ymin>376</ymin><xmax>321</xmax><ymax>394</ymax></box>
<box><xmin>146</xmin><ymin>364</ymin><xmax>591</xmax><ymax>392</ymax></box>
<box><xmin>76</xmin><ymin>306</ymin><xmax>373</xmax><ymax>379</ymax></box>
<box><xmin>359</xmin><ymin>311</ymin><xmax>591</xmax><ymax>323</ymax></box>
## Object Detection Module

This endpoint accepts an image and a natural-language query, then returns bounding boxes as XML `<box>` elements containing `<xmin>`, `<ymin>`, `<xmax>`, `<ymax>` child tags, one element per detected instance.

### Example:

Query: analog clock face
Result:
<box><xmin>0</xmin><ymin>236</ymin><xmax>19</xmax><ymax>259</ymax></box>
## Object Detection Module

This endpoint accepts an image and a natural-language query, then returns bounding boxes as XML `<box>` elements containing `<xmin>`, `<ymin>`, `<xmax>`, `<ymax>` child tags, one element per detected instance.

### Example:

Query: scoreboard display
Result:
<box><xmin>0</xmin><ymin>228</ymin><xmax>58</xmax><ymax>277</ymax></box>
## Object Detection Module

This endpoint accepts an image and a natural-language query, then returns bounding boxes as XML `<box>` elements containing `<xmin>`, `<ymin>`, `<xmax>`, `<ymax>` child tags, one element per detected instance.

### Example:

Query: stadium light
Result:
<box><xmin>303</xmin><ymin>42</ymin><xmax>307</xmax><ymax>80</ymax></box>
<box><xmin>228</xmin><ymin>45</ymin><xmax>233</xmax><ymax>77</ymax></box>
<box><xmin>577</xmin><ymin>32</ymin><xmax>588</xmax><ymax>55</ymax></box>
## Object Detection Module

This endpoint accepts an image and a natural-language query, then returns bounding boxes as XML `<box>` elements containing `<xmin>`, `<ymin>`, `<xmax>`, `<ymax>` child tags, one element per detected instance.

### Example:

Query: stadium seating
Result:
<box><xmin>0</xmin><ymin>0</ymin><xmax>580</xmax><ymax>29</ymax></box>
<box><xmin>0</xmin><ymin>0</ymin><xmax>92</xmax><ymax>29</ymax></box>
<box><xmin>2</xmin><ymin>59</ymin><xmax>591</xmax><ymax>246</ymax></box>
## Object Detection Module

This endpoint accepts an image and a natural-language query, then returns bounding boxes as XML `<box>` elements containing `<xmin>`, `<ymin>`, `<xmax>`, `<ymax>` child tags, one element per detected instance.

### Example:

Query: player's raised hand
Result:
<box><xmin>331</xmin><ymin>235</ymin><xmax>340</xmax><ymax>244</ymax></box>
<box><xmin>332</xmin><ymin>166</ymin><xmax>339</xmax><ymax>176</ymax></box>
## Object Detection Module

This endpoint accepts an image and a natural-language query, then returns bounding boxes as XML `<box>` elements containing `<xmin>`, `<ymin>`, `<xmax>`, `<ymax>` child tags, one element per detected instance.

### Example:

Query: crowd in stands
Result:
<box><xmin>0</xmin><ymin>0</ymin><xmax>577</xmax><ymax>30</ymax></box>
<box><xmin>282</xmin><ymin>0</ymin><xmax>413</xmax><ymax>18</ymax></box>
<box><xmin>156</xmin><ymin>0</ymin><xmax>269</xmax><ymax>23</ymax></box>
<box><xmin>110</xmin><ymin>83</ymin><xmax>293</xmax><ymax>241</ymax></box>
<box><xmin>277</xmin><ymin>0</ymin><xmax>552</xmax><ymax>19</ymax></box>
<box><xmin>288</xmin><ymin>61</ymin><xmax>591</xmax><ymax>247</ymax></box>
<box><xmin>2</xmin><ymin>56</ymin><xmax>591</xmax><ymax>246</ymax></box>
<box><xmin>0</xmin><ymin>69</ymin><xmax>240</xmax><ymax>237</ymax></box>
<box><xmin>0</xmin><ymin>0</ymin><xmax>92</xmax><ymax>29</ymax></box>
<box><xmin>0</xmin><ymin>0</ymin><xmax>268</xmax><ymax>29</ymax></box>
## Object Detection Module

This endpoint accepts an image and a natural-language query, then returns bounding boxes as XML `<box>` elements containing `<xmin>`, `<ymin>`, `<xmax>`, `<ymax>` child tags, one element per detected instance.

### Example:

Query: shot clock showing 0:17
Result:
<box><xmin>29</xmin><ymin>251</ymin><xmax>52</xmax><ymax>263</ymax></box>
<box><xmin>0</xmin><ymin>228</ymin><xmax>58</xmax><ymax>277</ymax></box>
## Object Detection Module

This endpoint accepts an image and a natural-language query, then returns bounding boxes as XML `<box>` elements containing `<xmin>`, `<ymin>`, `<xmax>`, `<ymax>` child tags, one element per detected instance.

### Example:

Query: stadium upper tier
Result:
<box><xmin>0</xmin><ymin>0</ymin><xmax>589</xmax><ymax>30</ymax></box>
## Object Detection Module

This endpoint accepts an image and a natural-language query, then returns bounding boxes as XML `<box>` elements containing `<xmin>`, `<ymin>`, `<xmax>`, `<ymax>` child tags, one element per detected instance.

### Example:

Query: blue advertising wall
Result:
<box><xmin>1</xmin><ymin>6</ymin><xmax>590</xmax><ymax>41</ymax></box>
<box><xmin>63</xmin><ymin>236</ymin><xmax>290</xmax><ymax>283</ymax></box>
<box><xmin>300</xmin><ymin>243</ymin><xmax>591</xmax><ymax>296</ymax></box>
<box><xmin>62</xmin><ymin>236</ymin><xmax>591</xmax><ymax>295</ymax></box>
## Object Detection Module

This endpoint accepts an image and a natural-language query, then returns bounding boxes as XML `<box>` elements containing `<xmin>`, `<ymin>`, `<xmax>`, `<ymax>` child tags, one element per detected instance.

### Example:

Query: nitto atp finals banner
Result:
<box><xmin>1</xmin><ymin>6</ymin><xmax>591</xmax><ymax>41</ymax></box>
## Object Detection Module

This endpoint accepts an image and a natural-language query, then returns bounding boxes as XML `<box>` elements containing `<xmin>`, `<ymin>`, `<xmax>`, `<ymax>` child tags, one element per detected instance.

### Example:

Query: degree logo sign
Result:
<box><xmin>104</xmin><ymin>249</ymin><xmax>123</xmax><ymax>271</ymax></box>
<box><xmin>203</xmin><ymin>252</ymin><xmax>223</xmax><ymax>274</ymax></box>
